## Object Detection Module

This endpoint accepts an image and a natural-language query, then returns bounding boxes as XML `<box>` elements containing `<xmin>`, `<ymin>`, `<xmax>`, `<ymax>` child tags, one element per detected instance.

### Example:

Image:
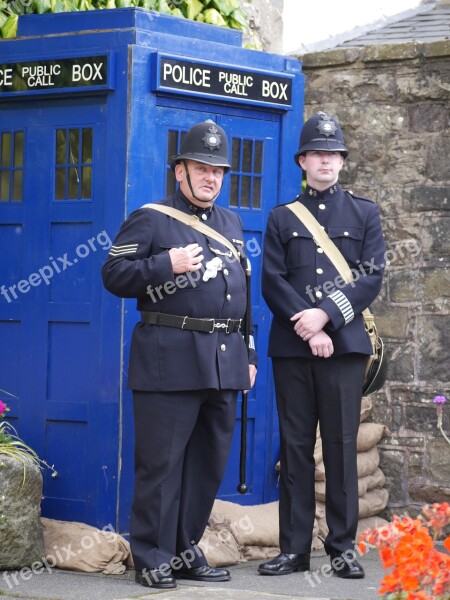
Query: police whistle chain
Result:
<box><xmin>237</xmin><ymin>258</ymin><xmax>252</xmax><ymax>495</ymax></box>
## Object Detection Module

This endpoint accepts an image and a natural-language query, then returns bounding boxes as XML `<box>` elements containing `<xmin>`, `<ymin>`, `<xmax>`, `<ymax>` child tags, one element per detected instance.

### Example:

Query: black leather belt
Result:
<box><xmin>141</xmin><ymin>311</ymin><xmax>242</xmax><ymax>334</ymax></box>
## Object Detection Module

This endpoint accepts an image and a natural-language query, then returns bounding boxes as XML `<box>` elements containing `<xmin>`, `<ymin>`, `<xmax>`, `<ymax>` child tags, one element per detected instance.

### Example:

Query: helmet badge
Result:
<box><xmin>202</xmin><ymin>123</ymin><xmax>222</xmax><ymax>152</ymax></box>
<box><xmin>316</xmin><ymin>113</ymin><xmax>337</xmax><ymax>138</ymax></box>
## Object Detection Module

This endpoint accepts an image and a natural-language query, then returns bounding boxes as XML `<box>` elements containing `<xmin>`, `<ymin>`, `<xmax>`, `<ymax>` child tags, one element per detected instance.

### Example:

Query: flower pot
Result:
<box><xmin>0</xmin><ymin>454</ymin><xmax>45</xmax><ymax>569</ymax></box>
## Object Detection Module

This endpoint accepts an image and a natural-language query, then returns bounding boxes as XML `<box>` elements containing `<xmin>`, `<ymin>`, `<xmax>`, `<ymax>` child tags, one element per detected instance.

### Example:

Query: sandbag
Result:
<box><xmin>199</xmin><ymin>525</ymin><xmax>243</xmax><ymax>567</ymax></box>
<box><xmin>315</xmin><ymin>460</ymin><xmax>326</xmax><ymax>481</ymax></box>
<box><xmin>41</xmin><ymin>518</ymin><xmax>130</xmax><ymax>574</ymax></box>
<box><xmin>358</xmin><ymin>488</ymin><xmax>389</xmax><ymax>519</ymax></box>
<box><xmin>212</xmin><ymin>500</ymin><xmax>279</xmax><ymax>547</ymax></box>
<box><xmin>317</xmin><ymin>516</ymin><xmax>328</xmax><ymax>539</ymax></box>
<box><xmin>357</xmin><ymin>423</ymin><xmax>386</xmax><ymax>452</ymax></box>
<box><xmin>360</xmin><ymin>396</ymin><xmax>373</xmax><ymax>422</ymax></box>
<box><xmin>312</xmin><ymin>536</ymin><xmax>324</xmax><ymax>551</ymax></box>
<box><xmin>315</xmin><ymin>501</ymin><xmax>326</xmax><ymax>520</ymax></box>
<box><xmin>241</xmin><ymin>546</ymin><xmax>279</xmax><ymax>561</ymax></box>
<box><xmin>357</xmin><ymin>446</ymin><xmax>380</xmax><ymax>478</ymax></box>
<box><xmin>358</xmin><ymin>468</ymin><xmax>386</xmax><ymax>497</ymax></box>
<box><xmin>315</xmin><ymin>481</ymin><xmax>326</xmax><ymax>503</ymax></box>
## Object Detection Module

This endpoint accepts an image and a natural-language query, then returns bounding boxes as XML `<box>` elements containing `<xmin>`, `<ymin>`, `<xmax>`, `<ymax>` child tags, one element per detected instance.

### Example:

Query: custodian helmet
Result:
<box><xmin>171</xmin><ymin>120</ymin><xmax>231</xmax><ymax>172</ymax></box>
<box><xmin>294</xmin><ymin>111</ymin><xmax>349</xmax><ymax>165</ymax></box>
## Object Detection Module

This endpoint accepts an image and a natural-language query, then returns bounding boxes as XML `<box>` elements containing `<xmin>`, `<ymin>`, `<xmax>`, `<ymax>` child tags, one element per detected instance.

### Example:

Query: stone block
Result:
<box><xmin>389</xmin><ymin>270</ymin><xmax>423</xmax><ymax>303</ymax></box>
<box><xmin>423</xmin><ymin>40</ymin><xmax>450</xmax><ymax>58</ymax></box>
<box><xmin>368</xmin><ymin>392</ymin><xmax>390</xmax><ymax>429</ymax></box>
<box><xmin>408</xmin><ymin>452</ymin><xmax>425</xmax><ymax>478</ymax></box>
<box><xmin>373</xmin><ymin>303</ymin><xmax>409</xmax><ymax>340</ymax></box>
<box><xmin>384</xmin><ymin>340</ymin><xmax>415</xmax><ymax>383</ymax></box>
<box><xmin>409</xmin><ymin>481</ymin><xmax>450</xmax><ymax>504</ymax></box>
<box><xmin>405</xmin><ymin>404</ymin><xmax>449</xmax><ymax>434</ymax></box>
<box><xmin>379</xmin><ymin>448</ymin><xmax>405</xmax><ymax>504</ymax></box>
<box><xmin>421</xmin><ymin>269</ymin><xmax>450</xmax><ymax>313</ymax></box>
<box><xmin>421</xmin><ymin>217</ymin><xmax>450</xmax><ymax>261</ymax></box>
<box><xmin>398</xmin><ymin>70</ymin><xmax>450</xmax><ymax>101</ymax></box>
<box><xmin>409</xmin><ymin>103</ymin><xmax>448</xmax><ymax>133</ymax></box>
<box><xmin>426</xmin><ymin>137</ymin><xmax>450</xmax><ymax>183</ymax></box>
<box><xmin>426</xmin><ymin>438</ymin><xmax>450</xmax><ymax>484</ymax></box>
<box><xmin>363</xmin><ymin>42</ymin><xmax>421</xmax><ymax>63</ymax></box>
<box><xmin>417</xmin><ymin>315</ymin><xmax>450</xmax><ymax>380</ymax></box>
<box><xmin>409</xmin><ymin>186</ymin><xmax>450</xmax><ymax>212</ymax></box>
<box><xmin>0</xmin><ymin>455</ymin><xmax>45</xmax><ymax>569</ymax></box>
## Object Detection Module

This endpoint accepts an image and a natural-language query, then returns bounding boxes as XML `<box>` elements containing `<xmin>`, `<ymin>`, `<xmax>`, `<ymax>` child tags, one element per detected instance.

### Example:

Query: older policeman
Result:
<box><xmin>102</xmin><ymin>121</ymin><xmax>257</xmax><ymax>590</ymax></box>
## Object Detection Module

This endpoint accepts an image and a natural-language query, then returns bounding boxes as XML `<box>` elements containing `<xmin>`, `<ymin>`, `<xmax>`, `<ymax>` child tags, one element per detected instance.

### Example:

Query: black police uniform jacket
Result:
<box><xmin>262</xmin><ymin>183</ymin><xmax>385</xmax><ymax>358</ymax></box>
<box><xmin>102</xmin><ymin>190</ymin><xmax>256</xmax><ymax>392</ymax></box>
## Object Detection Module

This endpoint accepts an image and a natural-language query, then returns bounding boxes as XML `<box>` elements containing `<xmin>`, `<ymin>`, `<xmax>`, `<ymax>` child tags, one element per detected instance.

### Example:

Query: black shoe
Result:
<box><xmin>135</xmin><ymin>568</ymin><xmax>177</xmax><ymax>589</ymax></box>
<box><xmin>329</xmin><ymin>552</ymin><xmax>365</xmax><ymax>579</ymax></box>
<box><xmin>258</xmin><ymin>553</ymin><xmax>310</xmax><ymax>575</ymax></box>
<box><xmin>175</xmin><ymin>564</ymin><xmax>231</xmax><ymax>582</ymax></box>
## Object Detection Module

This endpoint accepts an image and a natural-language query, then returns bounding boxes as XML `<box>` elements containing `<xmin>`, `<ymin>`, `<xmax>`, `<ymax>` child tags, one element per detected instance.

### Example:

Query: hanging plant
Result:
<box><xmin>0</xmin><ymin>399</ymin><xmax>57</xmax><ymax>486</ymax></box>
<box><xmin>0</xmin><ymin>0</ymin><xmax>251</xmax><ymax>39</ymax></box>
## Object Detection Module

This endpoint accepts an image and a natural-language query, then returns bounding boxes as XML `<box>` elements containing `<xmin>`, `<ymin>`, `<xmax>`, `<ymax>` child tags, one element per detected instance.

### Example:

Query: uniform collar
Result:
<box><xmin>176</xmin><ymin>189</ymin><xmax>214</xmax><ymax>217</ymax></box>
<box><xmin>304</xmin><ymin>182</ymin><xmax>341</xmax><ymax>199</ymax></box>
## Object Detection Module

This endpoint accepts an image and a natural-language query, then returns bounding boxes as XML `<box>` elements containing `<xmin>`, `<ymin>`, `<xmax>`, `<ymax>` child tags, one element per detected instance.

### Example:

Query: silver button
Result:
<box><xmin>293</xmin><ymin>232</ymin><xmax>298</xmax><ymax>237</ymax></box>
<box><xmin>317</xmin><ymin>247</ymin><xmax>324</xmax><ymax>253</ymax></box>
<box><xmin>201</xmin><ymin>214</ymin><xmax>208</xmax><ymax>221</ymax></box>
<box><xmin>344</xmin><ymin>231</ymin><xmax>349</xmax><ymax>236</ymax></box>
<box><xmin>316</xmin><ymin>268</ymin><xmax>323</xmax><ymax>274</ymax></box>
<box><xmin>223</xmin><ymin>269</ymin><xmax>229</xmax><ymax>276</ymax></box>
<box><xmin>316</xmin><ymin>290</ymin><xmax>323</xmax><ymax>298</ymax></box>
<box><xmin>226</xmin><ymin>294</ymin><xmax>231</xmax><ymax>301</ymax></box>
<box><xmin>319</xmin><ymin>203</ymin><xmax>326</xmax><ymax>210</ymax></box>
<box><xmin>220</xmin><ymin>344</ymin><xmax>226</xmax><ymax>352</ymax></box>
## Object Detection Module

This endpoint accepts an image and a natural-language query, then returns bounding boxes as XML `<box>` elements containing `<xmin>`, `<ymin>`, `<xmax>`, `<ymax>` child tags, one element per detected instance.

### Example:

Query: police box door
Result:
<box><xmin>119</xmin><ymin>104</ymin><xmax>279</xmax><ymax>523</ymax></box>
<box><xmin>0</xmin><ymin>99</ymin><xmax>116</xmax><ymax>525</ymax></box>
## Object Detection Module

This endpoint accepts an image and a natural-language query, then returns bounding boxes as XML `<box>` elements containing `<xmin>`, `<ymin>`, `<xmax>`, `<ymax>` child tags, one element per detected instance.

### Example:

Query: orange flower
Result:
<box><xmin>362</xmin><ymin>503</ymin><xmax>450</xmax><ymax>600</ymax></box>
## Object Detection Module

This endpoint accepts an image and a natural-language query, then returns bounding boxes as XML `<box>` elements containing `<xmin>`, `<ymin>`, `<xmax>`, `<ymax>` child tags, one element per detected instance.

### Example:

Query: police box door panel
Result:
<box><xmin>0</xmin><ymin>100</ymin><xmax>115</xmax><ymax>525</ymax></box>
<box><xmin>156</xmin><ymin>107</ymin><xmax>278</xmax><ymax>504</ymax></box>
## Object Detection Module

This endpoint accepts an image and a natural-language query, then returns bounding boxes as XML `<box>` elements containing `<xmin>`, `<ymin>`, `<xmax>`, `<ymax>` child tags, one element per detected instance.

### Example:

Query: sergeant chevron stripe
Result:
<box><xmin>328</xmin><ymin>290</ymin><xmax>354</xmax><ymax>324</ymax></box>
<box><xmin>109</xmin><ymin>244</ymin><xmax>138</xmax><ymax>256</ymax></box>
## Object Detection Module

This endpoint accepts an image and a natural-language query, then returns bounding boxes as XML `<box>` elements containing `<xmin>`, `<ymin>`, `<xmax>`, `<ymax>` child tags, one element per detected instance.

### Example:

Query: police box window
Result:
<box><xmin>230</xmin><ymin>137</ymin><xmax>262</xmax><ymax>210</ymax></box>
<box><xmin>55</xmin><ymin>128</ymin><xmax>93</xmax><ymax>201</ymax></box>
<box><xmin>0</xmin><ymin>131</ymin><xmax>24</xmax><ymax>202</ymax></box>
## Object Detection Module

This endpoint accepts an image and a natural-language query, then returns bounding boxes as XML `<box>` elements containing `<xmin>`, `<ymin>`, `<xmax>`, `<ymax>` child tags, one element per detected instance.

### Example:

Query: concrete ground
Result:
<box><xmin>0</xmin><ymin>549</ymin><xmax>384</xmax><ymax>600</ymax></box>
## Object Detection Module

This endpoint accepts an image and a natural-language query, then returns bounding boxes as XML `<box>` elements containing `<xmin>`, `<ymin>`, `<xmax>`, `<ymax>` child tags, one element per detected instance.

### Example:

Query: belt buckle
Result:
<box><xmin>225</xmin><ymin>318</ymin><xmax>231</xmax><ymax>334</ymax></box>
<box><xmin>181</xmin><ymin>316</ymin><xmax>188</xmax><ymax>330</ymax></box>
<box><xmin>207</xmin><ymin>318</ymin><xmax>215</xmax><ymax>334</ymax></box>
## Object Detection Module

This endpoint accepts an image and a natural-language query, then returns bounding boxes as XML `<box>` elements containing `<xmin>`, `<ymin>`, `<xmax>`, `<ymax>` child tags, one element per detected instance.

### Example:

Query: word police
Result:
<box><xmin>159</xmin><ymin>57</ymin><xmax>292</xmax><ymax>106</ymax></box>
<box><xmin>0</xmin><ymin>56</ymin><xmax>108</xmax><ymax>93</ymax></box>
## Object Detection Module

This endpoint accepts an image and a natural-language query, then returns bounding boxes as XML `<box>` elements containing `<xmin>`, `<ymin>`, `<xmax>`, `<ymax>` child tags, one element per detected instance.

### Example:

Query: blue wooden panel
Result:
<box><xmin>0</xmin><ymin>100</ymin><xmax>118</xmax><ymax>529</ymax></box>
<box><xmin>42</xmin><ymin>421</ymin><xmax>88</xmax><ymax>522</ymax></box>
<box><xmin>0</xmin><ymin>321</ymin><xmax>21</xmax><ymax>407</ymax></box>
<box><xmin>49</xmin><ymin>223</ymin><xmax>94</xmax><ymax>303</ymax></box>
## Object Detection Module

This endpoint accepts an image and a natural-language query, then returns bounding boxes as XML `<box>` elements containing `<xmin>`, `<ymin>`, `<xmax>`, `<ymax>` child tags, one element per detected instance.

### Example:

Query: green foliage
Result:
<box><xmin>0</xmin><ymin>0</ymin><xmax>250</xmax><ymax>38</ymax></box>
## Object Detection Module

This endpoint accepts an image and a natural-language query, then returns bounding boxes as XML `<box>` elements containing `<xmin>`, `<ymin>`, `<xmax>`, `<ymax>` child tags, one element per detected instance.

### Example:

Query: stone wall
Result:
<box><xmin>300</xmin><ymin>41</ymin><xmax>450</xmax><ymax>517</ymax></box>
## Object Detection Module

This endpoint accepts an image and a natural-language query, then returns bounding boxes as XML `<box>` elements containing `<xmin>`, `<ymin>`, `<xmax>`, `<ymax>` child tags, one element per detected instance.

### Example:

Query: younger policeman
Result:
<box><xmin>102</xmin><ymin>121</ymin><xmax>257</xmax><ymax>590</ymax></box>
<box><xmin>259</xmin><ymin>112</ymin><xmax>385</xmax><ymax>579</ymax></box>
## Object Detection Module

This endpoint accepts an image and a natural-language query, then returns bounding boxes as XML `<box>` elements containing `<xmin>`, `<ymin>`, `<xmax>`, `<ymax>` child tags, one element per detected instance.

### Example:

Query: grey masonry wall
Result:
<box><xmin>298</xmin><ymin>40</ymin><xmax>450</xmax><ymax>517</ymax></box>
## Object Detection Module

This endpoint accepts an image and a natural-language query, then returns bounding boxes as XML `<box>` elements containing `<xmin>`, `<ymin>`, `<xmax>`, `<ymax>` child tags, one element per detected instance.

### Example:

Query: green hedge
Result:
<box><xmin>0</xmin><ymin>0</ymin><xmax>250</xmax><ymax>39</ymax></box>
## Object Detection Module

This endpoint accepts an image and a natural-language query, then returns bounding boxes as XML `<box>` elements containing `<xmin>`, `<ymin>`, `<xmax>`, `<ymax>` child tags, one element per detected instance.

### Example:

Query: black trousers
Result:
<box><xmin>272</xmin><ymin>353</ymin><xmax>366</xmax><ymax>555</ymax></box>
<box><xmin>130</xmin><ymin>388</ymin><xmax>237</xmax><ymax>571</ymax></box>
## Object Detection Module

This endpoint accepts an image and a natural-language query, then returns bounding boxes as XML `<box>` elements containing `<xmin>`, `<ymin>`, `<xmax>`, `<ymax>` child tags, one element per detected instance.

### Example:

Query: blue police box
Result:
<box><xmin>0</xmin><ymin>8</ymin><xmax>304</xmax><ymax>532</ymax></box>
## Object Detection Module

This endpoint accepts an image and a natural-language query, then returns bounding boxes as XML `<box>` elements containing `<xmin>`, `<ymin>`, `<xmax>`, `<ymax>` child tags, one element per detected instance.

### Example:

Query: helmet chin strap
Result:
<box><xmin>183</xmin><ymin>161</ymin><xmax>222</xmax><ymax>204</ymax></box>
